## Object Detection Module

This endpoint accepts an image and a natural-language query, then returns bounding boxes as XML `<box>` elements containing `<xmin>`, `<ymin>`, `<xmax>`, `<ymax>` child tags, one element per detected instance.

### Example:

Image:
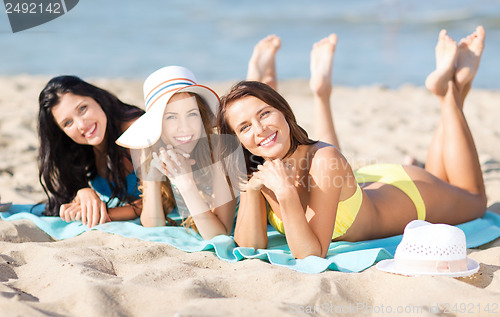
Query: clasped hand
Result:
<box><xmin>151</xmin><ymin>145</ymin><xmax>196</xmax><ymax>189</ymax></box>
<box><xmin>59</xmin><ymin>188</ymin><xmax>110</xmax><ymax>227</ymax></box>
<box><xmin>247</xmin><ymin>159</ymin><xmax>297</xmax><ymax>197</ymax></box>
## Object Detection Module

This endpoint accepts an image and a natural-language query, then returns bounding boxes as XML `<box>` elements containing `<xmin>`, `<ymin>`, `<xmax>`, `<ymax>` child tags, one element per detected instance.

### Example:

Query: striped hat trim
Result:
<box><xmin>145</xmin><ymin>77</ymin><xmax>196</xmax><ymax>110</ymax></box>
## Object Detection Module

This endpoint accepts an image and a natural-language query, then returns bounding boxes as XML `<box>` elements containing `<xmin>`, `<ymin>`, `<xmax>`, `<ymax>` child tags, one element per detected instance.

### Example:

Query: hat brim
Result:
<box><xmin>116</xmin><ymin>99</ymin><xmax>165</xmax><ymax>149</ymax></box>
<box><xmin>116</xmin><ymin>84</ymin><xmax>219</xmax><ymax>149</ymax></box>
<box><xmin>375</xmin><ymin>258</ymin><xmax>480</xmax><ymax>277</ymax></box>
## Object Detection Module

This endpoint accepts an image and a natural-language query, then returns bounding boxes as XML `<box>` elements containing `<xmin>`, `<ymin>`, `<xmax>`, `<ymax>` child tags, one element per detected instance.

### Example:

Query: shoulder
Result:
<box><xmin>310</xmin><ymin>141</ymin><xmax>345</xmax><ymax>162</ymax></box>
<box><xmin>309</xmin><ymin>142</ymin><xmax>349</xmax><ymax>175</ymax></box>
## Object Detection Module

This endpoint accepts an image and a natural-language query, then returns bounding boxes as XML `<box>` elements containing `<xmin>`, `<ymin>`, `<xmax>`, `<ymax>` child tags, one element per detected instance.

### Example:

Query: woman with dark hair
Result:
<box><xmin>38</xmin><ymin>75</ymin><xmax>145</xmax><ymax>226</ymax></box>
<box><xmin>217</xmin><ymin>28</ymin><xmax>487</xmax><ymax>259</ymax></box>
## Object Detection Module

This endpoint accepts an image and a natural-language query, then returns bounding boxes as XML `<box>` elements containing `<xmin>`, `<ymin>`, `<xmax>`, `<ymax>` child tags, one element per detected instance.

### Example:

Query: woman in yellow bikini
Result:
<box><xmin>217</xmin><ymin>27</ymin><xmax>487</xmax><ymax>259</ymax></box>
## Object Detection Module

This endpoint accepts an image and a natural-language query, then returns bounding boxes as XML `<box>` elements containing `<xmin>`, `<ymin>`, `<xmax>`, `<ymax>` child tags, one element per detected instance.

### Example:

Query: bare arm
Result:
<box><xmin>156</xmin><ymin>148</ymin><xmax>237</xmax><ymax>239</ymax></box>
<box><xmin>60</xmin><ymin>190</ymin><xmax>143</xmax><ymax>225</ymax></box>
<box><xmin>258</xmin><ymin>149</ymin><xmax>345</xmax><ymax>259</ymax></box>
<box><xmin>233</xmin><ymin>187</ymin><xmax>268</xmax><ymax>249</ymax></box>
<box><xmin>139</xmin><ymin>180</ymin><xmax>166</xmax><ymax>227</ymax></box>
<box><xmin>179</xmin><ymin>180</ymin><xmax>236</xmax><ymax>240</ymax></box>
<box><xmin>107</xmin><ymin>198</ymin><xmax>142</xmax><ymax>221</ymax></box>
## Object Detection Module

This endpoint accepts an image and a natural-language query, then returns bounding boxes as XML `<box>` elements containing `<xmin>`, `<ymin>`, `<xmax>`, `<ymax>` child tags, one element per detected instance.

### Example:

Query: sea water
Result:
<box><xmin>0</xmin><ymin>0</ymin><xmax>498</xmax><ymax>88</ymax></box>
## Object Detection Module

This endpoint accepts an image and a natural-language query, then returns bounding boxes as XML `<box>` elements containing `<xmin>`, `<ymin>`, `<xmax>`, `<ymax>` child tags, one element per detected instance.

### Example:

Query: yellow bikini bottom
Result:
<box><xmin>267</xmin><ymin>164</ymin><xmax>426</xmax><ymax>239</ymax></box>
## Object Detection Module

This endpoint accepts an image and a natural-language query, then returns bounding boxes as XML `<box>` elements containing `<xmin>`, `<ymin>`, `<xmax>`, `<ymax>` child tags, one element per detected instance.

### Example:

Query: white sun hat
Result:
<box><xmin>376</xmin><ymin>220</ymin><xmax>479</xmax><ymax>277</ymax></box>
<box><xmin>116</xmin><ymin>66</ymin><xmax>220</xmax><ymax>149</ymax></box>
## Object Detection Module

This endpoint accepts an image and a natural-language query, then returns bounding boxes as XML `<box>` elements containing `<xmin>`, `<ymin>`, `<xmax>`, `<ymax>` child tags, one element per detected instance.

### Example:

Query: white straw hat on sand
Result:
<box><xmin>116</xmin><ymin>66</ymin><xmax>219</xmax><ymax>149</ymax></box>
<box><xmin>376</xmin><ymin>220</ymin><xmax>479</xmax><ymax>277</ymax></box>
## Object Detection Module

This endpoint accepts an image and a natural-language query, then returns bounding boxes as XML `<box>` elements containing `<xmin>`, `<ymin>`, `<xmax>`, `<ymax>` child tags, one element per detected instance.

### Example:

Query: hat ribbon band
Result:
<box><xmin>145</xmin><ymin>80</ymin><xmax>194</xmax><ymax>111</ymax></box>
<box><xmin>395</xmin><ymin>258</ymin><xmax>468</xmax><ymax>273</ymax></box>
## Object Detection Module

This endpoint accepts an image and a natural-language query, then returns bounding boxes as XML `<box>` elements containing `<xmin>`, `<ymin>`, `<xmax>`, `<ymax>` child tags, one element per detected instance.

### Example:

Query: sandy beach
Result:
<box><xmin>1</xmin><ymin>76</ymin><xmax>499</xmax><ymax>316</ymax></box>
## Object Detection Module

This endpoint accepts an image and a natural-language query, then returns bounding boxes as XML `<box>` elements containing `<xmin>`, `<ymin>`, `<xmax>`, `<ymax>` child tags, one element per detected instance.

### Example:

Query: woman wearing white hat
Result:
<box><xmin>117</xmin><ymin>66</ymin><xmax>240</xmax><ymax>239</ymax></box>
<box><xmin>117</xmin><ymin>32</ymin><xmax>344</xmax><ymax>239</ymax></box>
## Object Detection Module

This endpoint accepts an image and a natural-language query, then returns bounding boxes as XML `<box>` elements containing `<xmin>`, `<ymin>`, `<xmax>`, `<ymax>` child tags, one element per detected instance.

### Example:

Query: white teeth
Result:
<box><xmin>84</xmin><ymin>124</ymin><xmax>96</xmax><ymax>137</ymax></box>
<box><xmin>175</xmin><ymin>136</ymin><xmax>192</xmax><ymax>142</ymax></box>
<box><xmin>259</xmin><ymin>132</ymin><xmax>276</xmax><ymax>146</ymax></box>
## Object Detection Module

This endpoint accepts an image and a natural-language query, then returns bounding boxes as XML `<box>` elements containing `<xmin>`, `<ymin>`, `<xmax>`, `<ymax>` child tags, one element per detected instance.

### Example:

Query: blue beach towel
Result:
<box><xmin>2</xmin><ymin>204</ymin><xmax>500</xmax><ymax>274</ymax></box>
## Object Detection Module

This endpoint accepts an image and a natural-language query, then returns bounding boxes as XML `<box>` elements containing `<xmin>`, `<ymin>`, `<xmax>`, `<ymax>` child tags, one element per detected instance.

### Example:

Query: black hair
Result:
<box><xmin>38</xmin><ymin>75</ymin><xmax>145</xmax><ymax>216</ymax></box>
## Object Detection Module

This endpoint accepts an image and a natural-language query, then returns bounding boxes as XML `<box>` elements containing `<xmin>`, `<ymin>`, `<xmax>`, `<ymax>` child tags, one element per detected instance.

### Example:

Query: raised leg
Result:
<box><xmin>425</xmin><ymin>27</ymin><xmax>486</xmax><ymax>182</ymax></box>
<box><xmin>403</xmin><ymin>80</ymin><xmax>486</xmax><ymax>227</ymax></box>
<box><xmin>439</xmin><ymin>80</ymin><xmax>485</xmax><ymax>197</ymax></box>
<box><xmin>309</xmin><ymin>34</ymin><xmax>340</xmax><ymax>149</ymax></box>
<box><xmin>424</xmin><ymin>30</ymin><xmax>457</xmax><ymax>180</ymax></box>
<box><xmin>246</xmin><ymin>35</ymin><xmax>281</xmax><ymax>90</ymax></box>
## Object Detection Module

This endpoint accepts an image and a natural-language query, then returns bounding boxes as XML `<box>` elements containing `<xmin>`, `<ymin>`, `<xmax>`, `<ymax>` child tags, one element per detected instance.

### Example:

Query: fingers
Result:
<box><xmin>91</xmin><ymin>199</ymin><xmax>100</xmax><ymax>227</ymax></box>
<box><xmin>79</xmin><ymin>198</ymin><xmax>107</xmax><ymax>228</ymax></box>
<box><xmin>92</xmin><ymin>201</ymin><xmax>107</xmax><ymax>226</ymax></box>
<box><xmin>156</xmin><ymin>146</ymin><xmax>193</xmax><ymax>176</ymax></box>
<box><xmin>166</xmin><ymin>144</ymin><xmax>191</xmax><ymax>158</ymax></box>
<box><xmin>59</xmin><ymin>204</ymin><xmax>70</xmax><ymax>222</ymax></box>
<box><xmin>258</xmin><ymin>159</ymin><xmax>293</xmax><ymax>172</ymax></box>
<box><xmin>256</xmin><ymin>159</ymin><xmax>296</xmax><ymax>191</ymax></box>
<box><xmin>246</xmin><ymin>171</ymin><xmax>264</xmax><ymax>191</ymax></box>
<box><xmin>99</xmin><ymin>202</ymin><xmax>108</xmax><ymax>225</ymax></box>
<box><xmin>252</xmin><ymin>170</ymin><xmax>264</xmax><ymax>181</ymax></box>
<box><xmin>59</xmin><ymin>203</ymin><xmax>81</xmax><ymax>223</ymax></box>
<box><xmin>81</xmin><ymin>202</ymin><xmax>88</xmax><ymax>226</ymax></box>
<box><xmin>59</xmin><ymin>204</ymin><xmax>67</xmax><ymax>221</ymax></box>
<box><xmin>63</xmin><ymin>189</ymin><xmax>109</xmax><ymax>227</ymax></box>
<box><xmin>165</xmin><ymin>146</ymin><xmax>182</xmax><ymax>167</ymax></box>
<box><xmin>152</xmin><ymin>152</ymin><xmax>170</xmax><ymax>176</ymax></box>
<box><xmin>159</xmin><ymin>147</ymin><xmax>180</xmax><ymax>174</ymax></box>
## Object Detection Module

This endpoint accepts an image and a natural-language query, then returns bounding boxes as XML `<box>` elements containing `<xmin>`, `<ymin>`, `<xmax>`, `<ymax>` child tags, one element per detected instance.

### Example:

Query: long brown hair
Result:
<box><xmin>217</xmin><ymin>81</ymin><xmax>317</xmax><ymax>177</ymax></box>
<box><xmin>158</xmin><ymin>92</ymin><xmax>216</xmax><ymax>230</ymax></box>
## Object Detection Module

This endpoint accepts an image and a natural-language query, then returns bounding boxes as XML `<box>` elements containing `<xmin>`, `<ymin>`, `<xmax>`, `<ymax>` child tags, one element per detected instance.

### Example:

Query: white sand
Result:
<box><xmin>1</xmin><ymin>76</ymin><xmax>499</xmax><ymax>316</ymax></box>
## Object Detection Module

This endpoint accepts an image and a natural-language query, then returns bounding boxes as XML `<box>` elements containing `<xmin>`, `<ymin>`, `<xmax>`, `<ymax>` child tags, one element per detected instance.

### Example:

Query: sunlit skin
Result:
<box><xmin>140</xmin><ymin>90</ymin><xmax>236</xmax><ymax>239</ymax></box>
<box><xmin>225</xmin><ymin>29</ymin><xmax>487</xmax><ymax>259</ymax></box>
<box><xmin>51</xmin><ymin>92</ymin><xmax>141</xmax><ymax>227</ymax></box>
<box><xmin>226</xmin><ymin>96</ymin><xmax>290</xmax><ymax>160</ymax></box>
<box><xmin>51</xmin><ymin>93</ymin><xmax>108</xmax><ymax>152</ymax></box>
<box><xmin>160</xmin><ymin>93</ymin><xmax>204</xmax><ymax>154</ymax></box>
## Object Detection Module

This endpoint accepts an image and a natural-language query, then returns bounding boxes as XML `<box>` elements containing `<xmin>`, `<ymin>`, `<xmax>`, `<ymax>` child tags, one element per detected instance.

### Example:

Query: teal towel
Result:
<box><xmin>2</xmin><ymin>205</ymin><xmax>500</xmax><ymax>274</ymax></box>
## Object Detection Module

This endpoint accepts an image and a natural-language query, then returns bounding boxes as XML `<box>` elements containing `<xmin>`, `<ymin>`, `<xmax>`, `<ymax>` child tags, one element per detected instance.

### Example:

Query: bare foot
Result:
<box><xmin>455</xmin><ymin>26</ymin><xmax>486</xmax><ymax>99</ymax></box>
<box><xmin>309</xmin><ymin>34</ymin><xmax>337</xmax><ymax>98</ymax></box>
<box><xmin>246</xmin><ymin>35</ymin><xmax>281</xmax><ymax>90</ymax></box>
<box><xmin>425</xmin><ymin>30</ymin><xmax>457</xmax><ymax>97</ymax></box>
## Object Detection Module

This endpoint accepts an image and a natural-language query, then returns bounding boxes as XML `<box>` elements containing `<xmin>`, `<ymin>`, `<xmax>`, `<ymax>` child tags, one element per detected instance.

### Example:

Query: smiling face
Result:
<box><xmin>51</xmin><ymin>93</ymin><xmax>108</xmax><ymax>150</ymax></box>
<box><xmin>226</xmin><ymin>96</ymin><xmax>290</xmax><ymax>160</ymax></box>
<box><xmin>160</xmin><ymin>92</ymin><xmax>204</xmax><ymax>154</ymax></box>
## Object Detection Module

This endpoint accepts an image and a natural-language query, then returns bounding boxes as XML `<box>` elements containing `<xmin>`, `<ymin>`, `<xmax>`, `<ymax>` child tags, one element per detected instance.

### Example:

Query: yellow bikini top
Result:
<box><xmin>267</xmin><ymin>183</ymin><xmax>363</xmax><ymax>240</ymax></box>
<box><xmin>267</xmin><ymin>163</ymin><xmax>428</xmax><ymax>240</ymax></box>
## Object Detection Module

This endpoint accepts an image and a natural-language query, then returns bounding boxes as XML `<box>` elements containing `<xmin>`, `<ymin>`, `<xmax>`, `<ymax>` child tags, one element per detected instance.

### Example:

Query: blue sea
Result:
<box><xmin>0</xmin><ymin>0</ymin><xmax>499</xmax><ymax>88</ymax></box>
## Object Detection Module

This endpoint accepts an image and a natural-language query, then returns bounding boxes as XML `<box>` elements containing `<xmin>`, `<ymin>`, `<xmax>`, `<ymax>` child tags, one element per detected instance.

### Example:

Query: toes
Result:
<box><xmin>476</xmin><ymin>25</ymin><xmax>486</xmax><ymax>38</ymax></box>
<box><xmin>263</xmin><ymin>35</ymin><xmax>281</xmax><ymax>50</ymax></box>
<box><xmin>445</xmin><ymin>35</ymin><xmax>456</xmax><ymax>46</ymax></box>
<box><xmin>438</xmin><ymin>29</ymin><xmax>447</xmax><ymax>40</ymax></box>
<box><xmin>272</xmin><ymin>36</ymin><xmax>281</xmax><ymax>49</ymax></box>
<box><xmin>328</xmin><ymin>34</ymin><xmax>338</xmax><ymax>45</ymax></box>
<box><xmin>313</xmin><ymin>34</ymin><xmax>337</xmax><ymax>51</ymax></box>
